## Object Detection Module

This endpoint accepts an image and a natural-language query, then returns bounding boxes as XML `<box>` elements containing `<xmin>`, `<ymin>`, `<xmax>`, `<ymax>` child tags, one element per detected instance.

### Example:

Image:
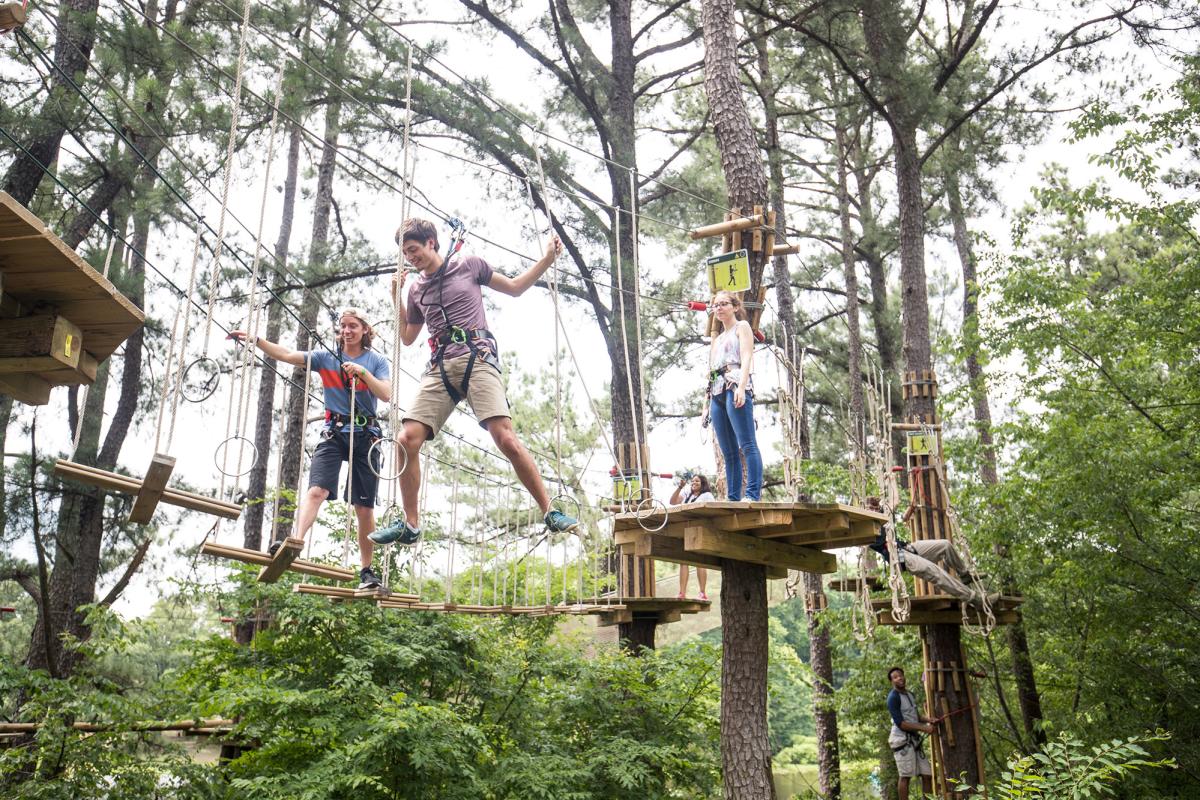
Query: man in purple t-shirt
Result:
<box><xmin>370</xmin><ymin>218</ymin><xmax>578</xmax><ymax>545</ymax></box>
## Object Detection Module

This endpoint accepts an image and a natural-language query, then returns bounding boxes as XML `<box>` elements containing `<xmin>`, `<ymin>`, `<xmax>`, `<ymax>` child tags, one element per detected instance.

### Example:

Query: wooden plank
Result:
<box><xmin>761</xmin><ymin>511</ymin><xmax>849</xmax><ymax>537</ymax></box>
<box><xmin>683</xmin><ymin>524</ymin><xmax>836</xmax><ymax>573</ymax></box>
<box><xmin>614</xmin><ymin>532</ymin><xmax>789</xmax><ymax>579</ymax></box>
<box><xmin>128</xmin><ymin>454</ymin><xmax>176</xmax><ymax>524</ymax></box>
<box><xmin>711</xmin><ymin>509</ymin><xmax>793</xmax><ymax>532</ymax></box>
<box><xmin>875</xmin><ymin>609</ymin><xmax>1019</xmax><ymax>626</ymax></box>
<box><xmin>199</xmin><ymin>541</ymin><xmax>356</xmax><ymax>582</ymax></box>
<box><xmin>828</xmin><ymin>576</ymin><xmax>883</xmax><ymax>593</ymax></box>
<box><xmin>54</xmin><ymin>459</ymin><xmax>242</xmax><ymax>519</ymax></box>
<box><xmin>257</xmin><ymin>537</ymin><xmax>304</xmax><ymax>583</ymax></box>
<box><xmin>783</xmin><ymin>519</ymin><xmax>880</xmax><ymax>549</ymax></box>
<box><xmin>0</xmin><ymin>314</ymin><xmax>82</xmax><ymax>370</ymax></box>
<box><xmin>0</xmin><ymin>371</ymin><xmax>51</xmax><ymax>405</ymax></box>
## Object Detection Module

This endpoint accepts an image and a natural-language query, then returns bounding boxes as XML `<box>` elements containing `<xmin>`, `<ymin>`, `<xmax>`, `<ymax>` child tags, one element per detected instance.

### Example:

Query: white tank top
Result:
<box><xmin>710</xmin><ymin>322</ymin><xmax>753</xmax><ymax>395</ymax></box>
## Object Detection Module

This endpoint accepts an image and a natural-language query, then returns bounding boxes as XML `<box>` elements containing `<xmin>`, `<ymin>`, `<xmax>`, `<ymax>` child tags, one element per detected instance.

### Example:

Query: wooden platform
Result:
<box><xmin>199</xmin><ymin>541</ymin><xmax>357</xmax><ymax>582</ymax></box>
<box><xmin>828</xmin><ymin>576</ymin><xmax>884</xmax><ymax>593</ymax></box>
<box><xmin>613</xmin><ymin>501</ymin><xmax>884</xmax><ymax>575</ymax></box>
<box><xmin>0</xmin><ymin>192</ymin><xmax>145</xmax><ymax>405</ymax></box>
<box><xmin>294</xmin><ymin>583</ymin><xmax>417</xmax><ymax>603</ymax></box>
<box><xmin>871</xmin><ymin>594</ymin><xmax>1024</xmax><ymax>626</ymax></box>
<box><xmin>585</xmin><ymin>595</ymin><xmax>711</xmax><ymax>627</ymax></box>
<box><xmin>375</xmin><ymin>599</ymin><xmax>628</xmax><ymax>617</ymax></box>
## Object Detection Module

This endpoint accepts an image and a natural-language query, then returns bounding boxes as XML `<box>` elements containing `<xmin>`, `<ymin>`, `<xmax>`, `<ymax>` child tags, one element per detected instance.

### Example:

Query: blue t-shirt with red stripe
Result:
<box><xmin>302</xmin><ymin>348</ymin><xmax>390</xmax><ymax>432</ymax></box>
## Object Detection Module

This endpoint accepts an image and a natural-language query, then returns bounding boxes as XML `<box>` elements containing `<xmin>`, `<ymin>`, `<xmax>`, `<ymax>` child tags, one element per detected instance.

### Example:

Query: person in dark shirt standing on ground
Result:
<box><xmin>887</xmin><ymin>666</ymin><xmax>935</xmax><ymax>799</ymax></box>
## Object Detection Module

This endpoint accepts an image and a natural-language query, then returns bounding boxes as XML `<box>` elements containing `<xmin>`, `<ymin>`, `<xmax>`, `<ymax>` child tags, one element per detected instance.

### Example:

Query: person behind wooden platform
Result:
<box><xmin>886</xmin><ymin>666</ymin><xmax>935</xmax><ymax>800</ymax></box>
<box><xmin>230</xmin><ymin>310</ymin><xmax>392</xmax><ymax>590</ymax></box>
<box><xmin>372</xmin><ymin>218</ymin><xmax>579</xmax><ymax>547</ymax></box>
<box><xmin>866</xmin><ymin>497</ymin><xmax>998</xmax><ymax>609</ymax></box>
<box><xmin>669</xmin><ymin>472</ymin><xmax>715</xmax><ymax>600</ymax></box>
<box><xmin>706</xmin><ymin>290</ymin><xmax>762</xmax><ymax>500</ymax></box>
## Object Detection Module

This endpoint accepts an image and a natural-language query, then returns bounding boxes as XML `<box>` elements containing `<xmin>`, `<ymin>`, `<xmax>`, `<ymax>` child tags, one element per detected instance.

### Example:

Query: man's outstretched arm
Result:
<box><xmin>488</xmin><ymin>236</ymin><xmax>562</xmax><ymax>297</ymax></box>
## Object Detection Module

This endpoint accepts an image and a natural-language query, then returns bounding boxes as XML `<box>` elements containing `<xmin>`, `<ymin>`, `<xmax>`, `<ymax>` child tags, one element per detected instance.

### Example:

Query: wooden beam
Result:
<box><xmin>688</xmin><ymin>214</ymin><xmax>764</xmax><ymax>240</ymax></box>
<box><xmin>771</xmin><ymin>243</ymin><xmax>799</xmax><ymax>256</ymax></box>
<box><xmin>128</xmin><ymin>454</ymin><xmax>176</xmax><ymax>524</ymax></box>
<box><xmin>710</xmin><ymin>509</ymin><xmax>793</xmax><ymax>532</ymax></box>
<box><xmin>616</xmin><ymin>532</ymin><xmax>789</xmax><ymax>579</ymax></box>
<box><xmin>756</xmin><ymin>511</ymin><xmax>850</xmax><ymax>539</ymax></box>
<box><xmin>0</xmin><ymin>3</ymin><xmax>28</xmax><ymax>32</ymax></box>
<box><xmin>258</xmin><ymin>537</ymin><xmax>303</xmax><ymax>583</ymax></box>
<box><xmin>683</xmin><ymin>524</ymin><xmax>836</xmax><ymax>573</ymax></box>
<box><xmin>0</xmin><ymin>313</ymin><xmax>82</xmax><ymax>371</ymax></box>
<box><xmin>784</xmin><ymin>519</ymin><xmax>880</xmax><ymax>549</ymax></box>
<box><xmin>0</xmin><ymin>371</ymin><xmax>50</xmax><ymax>405</ymax></box>
<box><xmin>54</xmin><ymin>459</ymin><xmax>242</xmax><ymax>519</ymax></box>
<box><xmin>199</xmin><ymin>541</ymin><xmax>357</xmax><ymax>582</ymax></box>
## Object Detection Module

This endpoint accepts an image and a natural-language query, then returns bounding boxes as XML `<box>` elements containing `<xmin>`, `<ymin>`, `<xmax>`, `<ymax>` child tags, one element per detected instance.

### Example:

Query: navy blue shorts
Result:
<box><xmin>308</xmin><ymin>430</ymin><xmax>381</xmax><ymax>507</ymax></box>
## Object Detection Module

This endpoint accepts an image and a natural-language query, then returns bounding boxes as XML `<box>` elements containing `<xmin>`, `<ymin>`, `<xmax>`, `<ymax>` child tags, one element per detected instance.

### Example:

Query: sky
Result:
<box><xmin>1</xmin><ymin>1</ymin><xmax>1194</xmax><ymax>617</ymax></box>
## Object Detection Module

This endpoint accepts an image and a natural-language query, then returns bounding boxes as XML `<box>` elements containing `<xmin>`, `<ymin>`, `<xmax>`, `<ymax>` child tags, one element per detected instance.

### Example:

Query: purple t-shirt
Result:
<box><xmin>406</xmin><ymin>253</ymin><xmax>494</xmax><ymax>360</ymax></box>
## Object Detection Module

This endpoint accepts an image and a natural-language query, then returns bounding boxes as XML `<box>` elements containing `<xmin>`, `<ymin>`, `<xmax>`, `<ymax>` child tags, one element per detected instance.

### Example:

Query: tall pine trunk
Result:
<box><xmin>702</xmin><ymin>0</ymin><xmax>774</xmax><ymax>795</ymax></box>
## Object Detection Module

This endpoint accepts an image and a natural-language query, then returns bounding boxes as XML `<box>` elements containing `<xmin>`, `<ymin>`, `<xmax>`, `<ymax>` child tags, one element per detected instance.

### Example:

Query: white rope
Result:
<box><xmin>446</xmin><ymin>452</ymin><xmax>459</xmax><ymax>604</ymax></box>
<box><xmin>342</xmin><ymin>380</ymin><xmax>357</xmax><ymax>570</ymax></box>
<box><xmin>613</xmin><ymin>211</ymin><xmax>646</xmax><ymax>511</ymax></box>
<box><xmin>532</xmin><ymin>144</ymin><xmax>565</xmax><ymax>495</ymax></box>
<box><xmin>160</xmin><ymin>231</ymin><xmax>206</xmax><ymax>454</ymax></box>
<box><xmin>200</xmin><ymin>0</ymin><xmax>254</xmax><ymax>356</ymax></box>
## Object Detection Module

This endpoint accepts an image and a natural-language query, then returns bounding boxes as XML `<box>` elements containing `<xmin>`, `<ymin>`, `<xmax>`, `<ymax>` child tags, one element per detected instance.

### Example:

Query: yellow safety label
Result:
<box><xmin>706</xmin><ymin>248</ymin><xmax>751</xmax><ymax>294</ymax></box>
<box><xmin>907</xmin><ymin>432</ymin><xmax>932</xmax><ymax>456</ymax></box>
<box><xmin>64</xmin><ymin>334</ymin><xmax>73</xmax><ymax>358</ymax></box>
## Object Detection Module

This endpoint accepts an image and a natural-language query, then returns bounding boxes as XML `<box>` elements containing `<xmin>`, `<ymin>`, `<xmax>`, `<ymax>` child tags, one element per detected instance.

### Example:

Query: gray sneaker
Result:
<box><xmin>369</xmin><ymin>519</ymin><xmax>421</xmax><ymax>546</ymax></box>
<box><xmin>544</xmin><ymin>509</ymin><xmax>579</xmax><ymax>533</ymax></box>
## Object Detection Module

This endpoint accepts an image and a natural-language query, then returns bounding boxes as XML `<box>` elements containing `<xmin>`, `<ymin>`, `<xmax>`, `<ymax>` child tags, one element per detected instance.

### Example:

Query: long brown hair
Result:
<box><xmin>712</xmin><ymin>290</ymin><xmax>747</xmax><ymax>322</ymax></box>
<box><xmin>340</xmin><ymin>308</ymin><xmax>374</xmax><ymax>350</ymax></box>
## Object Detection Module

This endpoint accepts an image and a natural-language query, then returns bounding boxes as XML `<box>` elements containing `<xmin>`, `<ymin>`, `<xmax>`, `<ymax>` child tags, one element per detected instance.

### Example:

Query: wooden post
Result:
<box><xmin>616</xmin><ymin>442</ymin><xmax>659</xmax><ymax>652</ymax></box>
<box><xmin>257</xmin><ymin>537</ymin><xmax>304</xmax><ymax>583</ymax></box>
<box><xmin>903</xmin><ymin>371</ymin><xmax>984</xmax><ymax>796</ymax></box>
<box><xmin>0</xmin><ymin>2</ymin><xmax>27</xmax><ymax>32</ymax></box>
<box><xmin>128</xmin><ymin>454</ymin><xmax>176</xmax><ymax>524</ymax></box>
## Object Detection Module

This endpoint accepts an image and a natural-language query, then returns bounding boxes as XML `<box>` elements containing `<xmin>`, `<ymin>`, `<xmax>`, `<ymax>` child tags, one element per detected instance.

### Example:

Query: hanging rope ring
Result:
<box><xmin>634</xmin><ymin>497</ymin><xmax>669</xmax><ymax>532</ymax></box>
<box><xmin>367</xmin><ymin>437</ymin><xmax>409</xmax><ymax>481</ymax></box>
<box><xmin>214</xmin><ymin>435</ymin><xmax>259</xmax><ymax>478</ymax></box>
<box><xmin>181</xmin><ymin>357</ymin><xmax>221</xmax><ymax>403</ymax></box>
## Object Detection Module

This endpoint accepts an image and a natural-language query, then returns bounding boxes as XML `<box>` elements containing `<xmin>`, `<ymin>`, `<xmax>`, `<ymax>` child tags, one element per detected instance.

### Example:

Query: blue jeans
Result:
<box><xmin>710</xmin><ymin>390</ymin><xmax>762</xmax><ymax>500</ymax></box>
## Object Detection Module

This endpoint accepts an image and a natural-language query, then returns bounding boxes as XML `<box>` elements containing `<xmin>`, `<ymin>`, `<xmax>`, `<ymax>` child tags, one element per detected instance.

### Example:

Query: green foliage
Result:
<box><xmin>970</xmin><ymin>731</ymin><xmax>1175</xmax><ymax>800</ymax></box>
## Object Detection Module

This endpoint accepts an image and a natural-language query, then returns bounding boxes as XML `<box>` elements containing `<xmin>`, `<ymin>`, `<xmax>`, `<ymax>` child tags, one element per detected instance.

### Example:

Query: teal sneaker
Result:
<box><xmin>370</xmin><ymin>519</ymin><xmax>421</xmax><ymax>546</ymax></box>
<box><xmin>544</xmin><ymin>509</ymin><xmax>579</xmax><ymax>533</ymax></box>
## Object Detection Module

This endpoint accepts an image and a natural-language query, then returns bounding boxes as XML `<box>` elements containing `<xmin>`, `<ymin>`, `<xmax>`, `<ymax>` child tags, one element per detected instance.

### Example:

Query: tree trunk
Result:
<box><xmin>2</xmin><ymin>0</ymin><xmax>99</xmax><ymax>205</ymax></box>
<box><xmin>861</xmin><ymin>0</ymin><xmax>982</xmax><ymax>790</ymax></box>
<box><xmin>945</xmin><ymin>160</ymin><xmax>1045</xmax><ymax>749</ymax></box>
<box><xmin>720</xmin><ymin>560</ymin><xmax>776</xmax><ymax>800</ymax></box>
<box><xmin>275</xmin><ymin>22</ymin><xmax>347</xmax><ymax>544</ymax></box>
<box><xmin>702</xmin><ymin>0</ymin><xmax>774</xmax><ymax>795</ymax></box>
<box><xmin>244</xmin><ymin>121</ymin><xmax>301</xmax><ymax>552</ymax></box>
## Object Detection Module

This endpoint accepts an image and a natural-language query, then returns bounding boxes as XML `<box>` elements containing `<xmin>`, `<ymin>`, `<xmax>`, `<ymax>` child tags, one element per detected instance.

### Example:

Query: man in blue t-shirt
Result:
<box><xmin>231</xmin><ymin>308</ymin><xmax>392</xmax><ymax>589</ymax></box>
<box><xmin>886</xmin><ymin>666</ymin><xmax>935</xmax><ymax>799</ymax></box>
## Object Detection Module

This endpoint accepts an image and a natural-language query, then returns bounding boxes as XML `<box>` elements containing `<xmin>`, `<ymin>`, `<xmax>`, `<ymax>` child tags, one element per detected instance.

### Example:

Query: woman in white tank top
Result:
<box><xmin>707</xmin><ymin>290</ymin><xmax>763</xmax><ymax>500</ymax></box>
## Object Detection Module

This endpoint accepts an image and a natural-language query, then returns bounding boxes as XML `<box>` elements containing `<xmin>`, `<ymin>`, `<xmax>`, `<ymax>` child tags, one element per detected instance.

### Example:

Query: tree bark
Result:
<box><xmin>244</xmin><ymin>121</ymin><xmax>301</xmax><ymax>552</ymax></box>
<box><xmin>2</xmin><ymin>0</ymin><xmax>100</xmax><ymax>205</ymax></box>
<box><xmin>274</xmin><ymin>21</ymin><xmax>347</xmax><ymax>544</ymax></box>
<box><xmin>702</xmin><ymin>0</ymin><xmax>774</xmax><ymax>795</ymax></box>
<box><xmin>720</xmin><ymin>560</ymin><xmax>776</xmax><ymax>800</ymax></box>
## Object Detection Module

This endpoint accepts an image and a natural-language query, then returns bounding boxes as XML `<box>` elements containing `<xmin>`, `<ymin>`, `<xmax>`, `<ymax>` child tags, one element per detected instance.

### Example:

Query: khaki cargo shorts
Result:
<box><xmin>890</xmin><ymin>735</ymin><xmax>932</xmax><ymax>778</ymax></box>
<box><xmin>403</xmin><ymin>353</ymin><xmax>510</xmax><ymax>439</ymax></box>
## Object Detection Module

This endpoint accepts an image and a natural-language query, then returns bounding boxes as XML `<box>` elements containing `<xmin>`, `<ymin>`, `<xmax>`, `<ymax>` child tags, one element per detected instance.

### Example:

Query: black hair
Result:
<box><xmin>887</xmin><ymin>666</ymin><xmax>904</xmax><ymax>680</ymax></box>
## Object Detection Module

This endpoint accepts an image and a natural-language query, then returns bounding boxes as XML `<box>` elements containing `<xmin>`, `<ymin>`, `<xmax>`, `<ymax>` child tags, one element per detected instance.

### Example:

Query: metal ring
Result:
<box><xmin>214</xmin><ymin>435</ymin><xmax>259</xmax><ymax>478</ymax></box>
<box><xmin>635</xmin><ymin>497</ymin><xmax>669</xmax><ymax>532</ymax></box>
<box><xmin>181</xmin><ymin>357</ymin><xmax>221</xmax><ymax>403</ymax></box>
<box><xmin>367</xmin><ymin>437</ymin><xmax>409</xmax><ymax>481</ymax></box>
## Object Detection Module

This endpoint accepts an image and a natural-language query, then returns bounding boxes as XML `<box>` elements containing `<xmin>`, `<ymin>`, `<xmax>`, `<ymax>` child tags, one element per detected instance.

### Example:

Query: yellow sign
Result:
<box><xmin>907</xmin><ymin>431</ymin><xmax>933</xmax><ymax>456</ymax></box>
<box><xmin>64</xmin><ymin>334</ymin><xmax>73</xmax><ymax>358</ymax></box>
<box><xmin>706</xmin><ymin>249</ymin><xmax>751</xmax><ymax>294</ymax></box>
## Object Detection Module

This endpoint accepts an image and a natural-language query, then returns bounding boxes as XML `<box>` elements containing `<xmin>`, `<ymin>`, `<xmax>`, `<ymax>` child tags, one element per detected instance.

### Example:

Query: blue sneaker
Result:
<box><xmin>370</xmin><ymin>519</ymin><xmax>421</xmax><ymax>546</ymax></box>
<box><xmin>544</xmin><ymin>509</ymin><xmax>579</xmax><ymax>533</ymax></box>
